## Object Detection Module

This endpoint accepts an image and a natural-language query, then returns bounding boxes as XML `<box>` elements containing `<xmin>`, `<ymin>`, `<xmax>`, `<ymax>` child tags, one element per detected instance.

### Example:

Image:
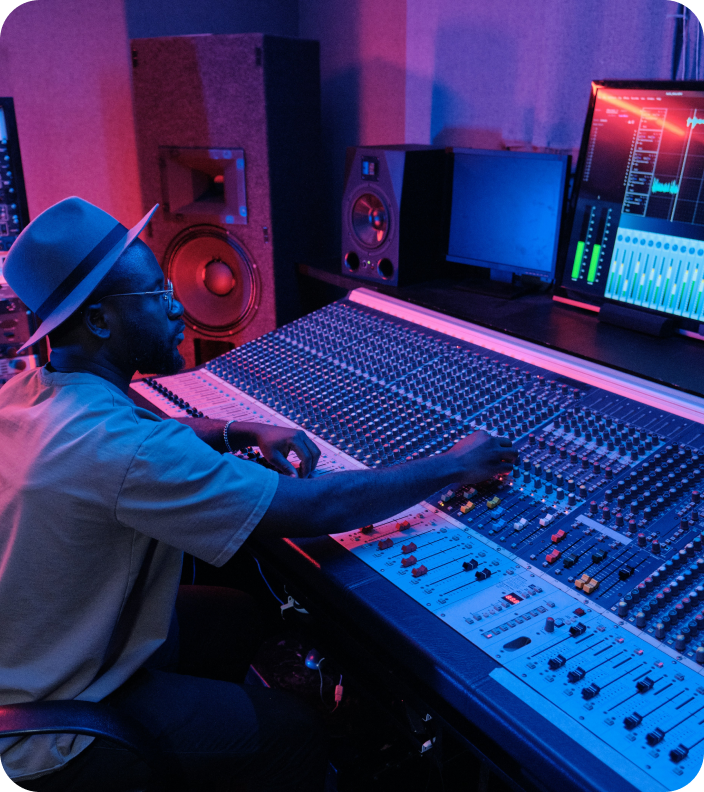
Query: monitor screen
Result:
<box><xmin>446</xmin><ymin>148</ymin><xmax>569</xmax><ymax>281</ymax></box>
<box><xmin>560</xmin><ymin>80</ymin><xmax>704</xmax><ymax>323</ymax></box>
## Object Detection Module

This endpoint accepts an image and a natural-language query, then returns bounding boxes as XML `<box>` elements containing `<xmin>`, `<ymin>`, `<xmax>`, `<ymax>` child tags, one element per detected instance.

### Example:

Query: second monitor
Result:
<box><xmin>447</xmin><ymin>148</ymin><xmax>570</xmax><ymax>297</ymax></box>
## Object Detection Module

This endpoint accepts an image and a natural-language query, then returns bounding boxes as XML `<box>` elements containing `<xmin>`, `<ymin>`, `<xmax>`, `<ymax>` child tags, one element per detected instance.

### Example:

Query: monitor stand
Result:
<box><xmin>453</xmin><ymin>269</ymin><xmax>540</xmax><ymax>300</ymax></box>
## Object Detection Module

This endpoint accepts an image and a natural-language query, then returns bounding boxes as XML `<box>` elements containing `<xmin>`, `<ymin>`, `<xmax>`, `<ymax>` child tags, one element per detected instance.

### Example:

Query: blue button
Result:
<box><xmin>239</xmin><ymin>206</ymin><xmax>247</xmax><ymax>217</ymax></box>
<box><xmin>225</xmin><ymin>215</ymin><xmax>235</xmax><ymax>224</ymax></box>
<box><xmin>665</xmin><ymin>243</ymin><xmax>670</xmax><ymax>250</ymax></box>
<box><xmin>690</xmin><ymin>247</ymin><xmax>695</xmax><ymax>254</ymax></box>
<box><xmin>648</xmin><ymin>241</ymin><xmax>654</xmax><ymax>247</ymax></box>
<box><xmin>656</xmin><ymin>242</ymin><xmax>662</xmax><ymax>248</ymax></box>
<box><xmin>618</xmin><ymin>234</ymin><xmax>623</xmax><ymax>241</ymax></box>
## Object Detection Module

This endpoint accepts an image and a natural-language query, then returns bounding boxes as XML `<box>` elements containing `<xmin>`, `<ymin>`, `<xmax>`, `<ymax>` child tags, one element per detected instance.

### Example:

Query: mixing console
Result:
<box><xmin>131</xmin><ymin>289</ymin><xmax>704</xmax><ymax>791</ymax></box>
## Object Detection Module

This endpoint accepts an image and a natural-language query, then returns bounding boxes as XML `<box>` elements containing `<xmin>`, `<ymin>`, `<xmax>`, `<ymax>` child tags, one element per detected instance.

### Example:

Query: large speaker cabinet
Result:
<box><xmin>131</xmin><ymin>34</ymin><xmax>322</xmax><ymax>368</ymax></box>
<box><xmin>341</xmin><ymin>145</ymin><xmax>449</xmax><ymax>288</ymax></box>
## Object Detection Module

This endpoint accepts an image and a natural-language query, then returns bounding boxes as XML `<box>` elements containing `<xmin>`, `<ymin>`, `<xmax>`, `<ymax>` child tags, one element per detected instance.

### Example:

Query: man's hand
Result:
<box><xmin>253</xmin><ymin>425</ymin><xmax>321</xmax><ymax>478</ymax></box>
<box><xmin>444</xmin><ymin>430</ymin><xmax>517</xmax><ymax>484</ymax></box>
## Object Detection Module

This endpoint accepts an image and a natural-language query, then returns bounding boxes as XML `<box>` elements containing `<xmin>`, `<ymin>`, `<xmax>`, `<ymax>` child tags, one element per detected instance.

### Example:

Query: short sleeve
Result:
<box><xmin>116</xmin><ymin>420</ymin><xmax>279</xmax><ymax>566</ymax></box>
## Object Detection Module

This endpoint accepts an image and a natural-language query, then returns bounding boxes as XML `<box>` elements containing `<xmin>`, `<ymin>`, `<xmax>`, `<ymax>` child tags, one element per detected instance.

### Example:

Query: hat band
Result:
<box><xmin>36</xmin><ymin>222</ymin><xmax>128</xmax><ymax>320</ymax></box>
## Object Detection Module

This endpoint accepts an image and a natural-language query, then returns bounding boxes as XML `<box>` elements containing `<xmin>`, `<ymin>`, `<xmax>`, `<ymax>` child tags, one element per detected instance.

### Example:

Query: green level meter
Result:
<box><xmin>571</xmin><ymin>241</ymin><xmax>585</xmax><ymax>279</ymax></box>
<box><xmin>587</xmin><ymin>244</ymin><xmax>601</xmax><ymax>283</ymax></box>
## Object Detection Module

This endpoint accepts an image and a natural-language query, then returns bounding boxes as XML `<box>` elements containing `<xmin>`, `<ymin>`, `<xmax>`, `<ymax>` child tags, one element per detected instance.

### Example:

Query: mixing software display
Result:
<box><xmin>560</xmin><ymin>81</ymin><xmax>704</xmax><ymax>326</ymax></box>
<box><xmin>133</xmin><ymin>289</ymin><xmax>704</xmax><ymax>792</ymax></box>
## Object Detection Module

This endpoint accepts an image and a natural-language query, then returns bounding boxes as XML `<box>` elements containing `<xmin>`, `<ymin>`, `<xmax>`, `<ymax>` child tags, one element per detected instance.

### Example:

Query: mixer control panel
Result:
<box><xmin>132</xmin><ymin>290</ymin><xmax>704</xmax><ymax>790</ymax></box>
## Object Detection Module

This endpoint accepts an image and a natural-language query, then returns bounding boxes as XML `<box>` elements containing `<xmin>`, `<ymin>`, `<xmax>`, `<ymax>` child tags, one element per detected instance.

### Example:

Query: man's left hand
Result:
<box><xmin>253</xmin><ymin>425</ymin><xmax>321</xmax><ymax>478</ymax></box>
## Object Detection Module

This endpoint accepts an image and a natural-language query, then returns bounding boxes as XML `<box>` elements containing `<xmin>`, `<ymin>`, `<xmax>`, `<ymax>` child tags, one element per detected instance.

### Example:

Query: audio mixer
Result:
<box><xmin>132</xmin><ymin>288</ymin><xmax>704</xmax><ymax>791</ymax></box>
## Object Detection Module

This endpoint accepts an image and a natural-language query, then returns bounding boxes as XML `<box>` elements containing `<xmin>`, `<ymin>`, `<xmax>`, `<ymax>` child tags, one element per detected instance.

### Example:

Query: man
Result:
<box><xmin>0</xmin><ymin>197</ymin><xmax>517</xmax><ymax>791</ymax></box>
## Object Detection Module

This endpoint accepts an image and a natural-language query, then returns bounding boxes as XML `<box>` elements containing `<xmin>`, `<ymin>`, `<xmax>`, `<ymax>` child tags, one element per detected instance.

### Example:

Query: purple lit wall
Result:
<box><xmin>0</xmin><ymin>0</ymin><xmax>698</xmax><ymax>257</ymax></box>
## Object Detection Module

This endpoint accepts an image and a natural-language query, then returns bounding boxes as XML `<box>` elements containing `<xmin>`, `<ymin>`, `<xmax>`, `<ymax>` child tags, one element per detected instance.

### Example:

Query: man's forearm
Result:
<box><xmin>255</xmin><ymin>451</ymin><xmax>468</xmax><ymax>538</ymax></box>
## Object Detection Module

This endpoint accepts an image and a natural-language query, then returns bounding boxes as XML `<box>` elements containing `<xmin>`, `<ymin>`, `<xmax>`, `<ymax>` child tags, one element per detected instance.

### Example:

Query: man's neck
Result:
<box><xmin>48</xmin><ymin>348</ymin><xmax>135</xmax><ymax>394</ymax></box>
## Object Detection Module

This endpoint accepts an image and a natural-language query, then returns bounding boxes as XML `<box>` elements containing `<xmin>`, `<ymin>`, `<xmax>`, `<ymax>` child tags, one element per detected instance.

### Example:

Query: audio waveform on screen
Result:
<box><xmin>651</xmin><ymin>177</ymin><xmax>679</xmax><ymax>195</ymax></box>
<box><xmin>686</xmin><ymin>115</ymin><xmax>704</xmax><ymax>129</ymax></box>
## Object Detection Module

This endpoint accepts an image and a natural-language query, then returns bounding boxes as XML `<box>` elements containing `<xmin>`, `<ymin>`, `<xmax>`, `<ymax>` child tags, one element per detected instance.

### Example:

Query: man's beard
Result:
<box><xmin>123</xmin><ymin>316</ymin><xmax>185</xmax><ymax>376</ymax></box>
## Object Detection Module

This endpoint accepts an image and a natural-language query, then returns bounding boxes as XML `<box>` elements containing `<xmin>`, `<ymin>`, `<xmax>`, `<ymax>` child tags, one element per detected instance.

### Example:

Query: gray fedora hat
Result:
<box><xmin>3</xmin><ymin>196</ymin><xmax>158</xmax><ymax>353</ymax></box>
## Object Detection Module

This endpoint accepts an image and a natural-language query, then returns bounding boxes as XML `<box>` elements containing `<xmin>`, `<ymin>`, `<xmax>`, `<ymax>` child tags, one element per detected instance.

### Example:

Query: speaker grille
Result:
<box><xmin>351</xmin><ymin>192</ymin><xmax>390</xmax><ymax>249</ymax></box>
<box><xmin>164</xmin><ymin>225</ymin><xmax>260</xmax><ymax>337</ymax></box>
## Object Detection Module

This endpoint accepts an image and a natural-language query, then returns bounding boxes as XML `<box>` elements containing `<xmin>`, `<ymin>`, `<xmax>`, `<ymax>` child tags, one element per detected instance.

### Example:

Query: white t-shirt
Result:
<box><xmin>0</xmin><ymin>367</ymin><xmax>279</xmax><ymax>780</ymax></box>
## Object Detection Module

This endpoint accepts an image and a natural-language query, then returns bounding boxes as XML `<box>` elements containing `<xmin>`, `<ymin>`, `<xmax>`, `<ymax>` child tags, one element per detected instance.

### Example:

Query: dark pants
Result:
<box><xmin>16</xmin><ymin>586</ymin><xmax>328</xmax><ymax>792</ymax></box>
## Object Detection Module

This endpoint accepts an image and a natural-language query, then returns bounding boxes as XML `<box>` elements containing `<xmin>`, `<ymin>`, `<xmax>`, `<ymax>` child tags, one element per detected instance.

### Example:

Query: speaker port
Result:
<box><xmin>344</xmin><ymin>251</ymin><xmax>360</xmax><ymax>272</ymax></box>
<box><xmin>378</xmin><ymin>258</ymin><xmax>394</xmax><ymax>279</ymax></box>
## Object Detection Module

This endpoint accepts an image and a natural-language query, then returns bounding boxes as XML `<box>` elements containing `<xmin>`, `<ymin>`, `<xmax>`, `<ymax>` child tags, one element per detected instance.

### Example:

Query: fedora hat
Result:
<box><xmin>3</xmin><ymin>197</ymin><xmax>158</xmax><ymax>353</ymax></box>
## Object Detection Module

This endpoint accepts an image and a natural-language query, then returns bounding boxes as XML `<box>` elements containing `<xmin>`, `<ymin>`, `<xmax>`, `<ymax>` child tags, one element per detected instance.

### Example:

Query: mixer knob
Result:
<box><xmin>643</xmin><ymin>506</ymin><xmax>653</xmax><ymax>521</ymax></box>
<box><xmin>567</xmin><ymin>479</ymin><xmax>575</xmax><ymax>492</ymax></box>
<box><xmin>570</xmin><ymin>451</ymin><xmax>578</xmax><ymax>463</ymax></box>
<box><xmin>602</xmin><ymin>506</ymin><xmax>611</xmax><ymax>520</ymax></box>
<box><xmin>589</xmin><ymin>501</ymin><xmax>598</xmax><ymax>514</ymax></box>
<box><xmin>556</xmin><ymin>473</ymin><xmax>564</xmax><ymax>487</ymax></box>
<box><xmin>545</xmin><ymin>482</ymin><xmax>553</xmax><ymax>495</ymax></box>
<box><xmin>615</xmin><ymin>513</ymin><xmax>624</xmax><ymax>527</ymax></box>
<box><xmin>683</xmin><ymin>596</ymin><xmax>693</xmax><ymax>612</ymax></box>
<box><xmin>523</xmin><ymin>459</ymin><xmax>531</xmax><ymax>471</ymax></box>
<box><xmin>695</xmin><ymin>535</ymin><xmax>703</xmax><ymax>550</ymax></box>
<box><xmin>557</xmin><ymin>488</ymin><xmax>565</xmax><ymax>501</ymax></box>
<box><xmin>635</xmin><ymin>611</ymin><xmax>646</xmax><ymax>627</ymax></box>
<box><xmin>617</xmin><ymin>495</ymin><xmax>626</xmax><ymax>508</ymax></box>
<box><xmin>592</xmin><ymin>461</ymin><xmax>601</xmax><ymax>473</ymax></box>
<box><xmin>696</xmin><ymin>647</ymin><xmax>704</xmax><ymax>665</ymax></box>
<box><xmin>604</xmin><ymin>489</ymin><xmax>614</xmax><ymax>502</ymax></box>
<box><xmin>559</xmin><ymin>447</ymin><xmax>567</xmax><ymax>459</ymax></box>
<box><xmin>617</xmin><ymin>601</ymin><xmax>629</xmax><ymax>617</ymax></box>
<box><xmin>528</xmin><ymin>433</ymin><xmax>536</xmax><ymax>445</ymax></box>
<box><xmin>628</xmin><ymin>520</ymin><xmax>637</xmax><ymax>533</ymax></box>
<box><xmin>637</xmin><ymin>533</ymin><xmax>646</xmax><ymax>547</ymax></box>
<box><xmin>545</xmin><ymin>616</ymin><xmax>555</xmax><ymax>633</ymax></box>
<box><xmin>694</xmin><ymin>491</ymin><xmax>701</xmax><ymax>503</ymax></box>
<box><xmin>581</xmin><ymin>456</ymin><xmax>589</xmax><ymax>469</ymax></box>
<box><xmin>655</xmin><ymin>623</ymin><xmax>667</xmax><ymax>639</ymax></box>
<box><xmin>675</xmin><ymin>634</ymin><xmax>686</xmax><ymax>652</ymax></box>
<box><xmin>596</xmin><ymin>435</ymin><xmax>604</xmax><ymax>447</ymax></box>
<box><xmin>568</xmin><ymin>493</ymin><xmax>576</xmax><ymax>506</ymax></box>
<box><xmin>545</xmin><ymin>469</ymin><xmax>553</xmax><ymax>481</ymax></box>
<box><xmin>538</xmin><ymin>436</ymin><xmax>546</xmax><ymax>449</ymax></box>
<box><xmin>630</xmin><ymin>501</ymin><xmax>639</xmax><ymax>515</ymax></box>
<box><xmin>548</xmin><ymin>442</ymin><xmax>556</xmax><ymax>454</ymax></box>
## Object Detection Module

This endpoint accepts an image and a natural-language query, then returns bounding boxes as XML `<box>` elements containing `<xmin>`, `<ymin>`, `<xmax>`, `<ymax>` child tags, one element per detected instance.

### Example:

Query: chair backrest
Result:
<box><xmin>0</xmin><ymin>700</ymin><xmax>169</xmax><ymax>791</ymax></box>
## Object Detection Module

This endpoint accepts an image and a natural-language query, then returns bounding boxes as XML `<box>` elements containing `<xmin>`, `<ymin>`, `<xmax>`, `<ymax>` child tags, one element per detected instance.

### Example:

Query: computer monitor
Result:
<box><xmin>446</xmin><ymin>148</ymin><xmax>569</xmax><ymax>283</ymax></box>
<box><xmin>557</xmin><ymin>80</ymin><xmax>704</xmax><ymax>327</ymax></box>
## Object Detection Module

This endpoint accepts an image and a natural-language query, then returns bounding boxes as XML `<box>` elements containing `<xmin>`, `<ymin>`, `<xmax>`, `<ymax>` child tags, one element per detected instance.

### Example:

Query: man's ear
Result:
<box><xmin>83</xmin><ymin>303</ymin><xmax>111</xmax><ymax>340</ymax></box>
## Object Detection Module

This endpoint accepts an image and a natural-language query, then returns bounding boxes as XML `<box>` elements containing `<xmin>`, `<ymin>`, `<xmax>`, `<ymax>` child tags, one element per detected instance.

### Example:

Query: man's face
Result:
<box><xmin>108</xmin><ymin>246</ymin><xmax>186</xmax><ymax>376</ymax></box>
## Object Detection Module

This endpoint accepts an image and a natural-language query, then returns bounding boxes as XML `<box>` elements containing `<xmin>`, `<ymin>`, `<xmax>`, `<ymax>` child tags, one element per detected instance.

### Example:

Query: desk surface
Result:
<box><xmin>298</xmin><ymin>264</ymin><xmax>704</xmax><ymax>398</ymax></box>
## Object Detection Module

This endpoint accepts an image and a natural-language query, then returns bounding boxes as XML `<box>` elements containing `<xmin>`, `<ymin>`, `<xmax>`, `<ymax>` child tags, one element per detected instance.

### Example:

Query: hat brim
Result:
<box><xmin>17</xmin><ymin>204</ymin><xmax>159</xmax><ymax>354</ymax></box>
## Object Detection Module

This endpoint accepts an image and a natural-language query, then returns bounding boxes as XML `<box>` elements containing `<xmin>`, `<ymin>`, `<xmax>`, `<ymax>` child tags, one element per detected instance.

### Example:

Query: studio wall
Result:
<box><xmin>0</xmin><ymin>0</ymin><xmax>142</xmax><ymax>225</ymax></box>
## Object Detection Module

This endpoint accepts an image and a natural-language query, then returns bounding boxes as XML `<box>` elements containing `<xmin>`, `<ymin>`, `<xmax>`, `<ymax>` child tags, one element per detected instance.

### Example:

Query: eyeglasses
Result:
<box><xmin>102</xmin><ymin>279</ymin><xmax>176</xmax><ymax>312</ymax></box>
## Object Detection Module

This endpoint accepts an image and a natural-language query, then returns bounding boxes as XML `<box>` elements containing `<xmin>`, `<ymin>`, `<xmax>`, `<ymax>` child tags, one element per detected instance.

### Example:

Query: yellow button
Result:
<box><xmin>487</xmin><ymin>497</ymin><xmax>501</xmax><ymax>510</ymax></box>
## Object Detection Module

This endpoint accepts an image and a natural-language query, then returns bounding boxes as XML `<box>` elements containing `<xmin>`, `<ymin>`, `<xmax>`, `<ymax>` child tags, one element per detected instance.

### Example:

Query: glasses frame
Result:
<box><xmin>101</xmin><ymin>279</ymin><xmax>176</xmax><ymax>312</ymax></box>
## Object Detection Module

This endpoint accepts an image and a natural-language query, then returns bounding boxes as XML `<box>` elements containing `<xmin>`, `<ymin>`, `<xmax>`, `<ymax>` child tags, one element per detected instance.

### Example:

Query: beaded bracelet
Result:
<box><xmin>223</xmin><ymin>419</ymin><xmax>236</xmax><ymax>453</ymax></box>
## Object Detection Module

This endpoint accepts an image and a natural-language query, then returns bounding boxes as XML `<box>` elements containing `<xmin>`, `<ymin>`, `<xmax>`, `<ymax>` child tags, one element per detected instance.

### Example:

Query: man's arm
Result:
<box><xmin>255</xmin><ymin>431</ymin><xmax>517</xmax><ymax>537</ymax></box>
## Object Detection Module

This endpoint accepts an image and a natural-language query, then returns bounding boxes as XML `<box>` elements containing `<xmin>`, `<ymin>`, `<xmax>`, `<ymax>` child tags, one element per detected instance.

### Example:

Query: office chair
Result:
<box><xmin>0</xmin><ymin>700</ymin><xmax>170</xmax><ymax>791</ymax></box>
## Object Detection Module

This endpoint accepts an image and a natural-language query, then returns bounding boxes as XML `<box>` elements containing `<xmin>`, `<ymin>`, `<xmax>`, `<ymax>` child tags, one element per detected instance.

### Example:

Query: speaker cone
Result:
<box><xmin>164</xmin><ymin>225</ymin><xmax>260</xmax><ymax>337</ymax></box>
<box><xmin>351</xmin><ymin>193</ymin><xmax>389</xmax><ymax>249</ymax></box>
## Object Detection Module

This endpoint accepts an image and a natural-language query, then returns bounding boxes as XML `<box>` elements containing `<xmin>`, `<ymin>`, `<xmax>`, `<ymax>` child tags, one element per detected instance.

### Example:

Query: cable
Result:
<box><xmin>318</xmin><ymin>664</ymin><xmax>325</xmax><ymax>704</ymax></box>
<box><xmin>253</xmin><ymin>556</ymin><xmax>284</xmax><ymax>605</ymax></box>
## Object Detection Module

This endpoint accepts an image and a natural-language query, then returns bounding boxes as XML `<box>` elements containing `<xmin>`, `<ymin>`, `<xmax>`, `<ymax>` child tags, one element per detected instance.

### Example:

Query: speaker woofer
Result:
<box><xmin>164</xmin><ymin>225</ymin><xmax>260</xmax><ymax>337</ymax></box>
<box><xmin>351</xmin><ymin>192</ymin><xmax>389</xmax><ymax>249</ymax></box>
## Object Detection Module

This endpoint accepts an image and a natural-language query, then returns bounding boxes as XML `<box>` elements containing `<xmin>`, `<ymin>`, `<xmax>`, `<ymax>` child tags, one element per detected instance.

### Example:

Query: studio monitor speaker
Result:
<box><xmin>131</xmin><ymin>34</ymin><xmax>322</xmax><ymax>368</ymax></box>
<box><xmin>341</xmin><ymin>145</ymin><xmax>449</xmax><ymax>288</ymax></box>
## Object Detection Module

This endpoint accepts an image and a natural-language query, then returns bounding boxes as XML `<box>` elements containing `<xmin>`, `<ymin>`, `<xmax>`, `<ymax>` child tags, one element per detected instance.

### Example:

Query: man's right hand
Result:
<box><xmin>444</xmin><ymin>430</ymin><xmax>518</xmax><ymax>484</ymax></box>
